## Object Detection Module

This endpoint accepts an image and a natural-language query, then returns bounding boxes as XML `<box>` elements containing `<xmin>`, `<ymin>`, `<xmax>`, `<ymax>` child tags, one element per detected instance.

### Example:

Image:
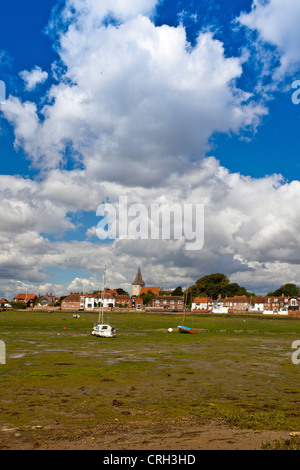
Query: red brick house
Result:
<box><xmin>61</xmin><ymin>293</ymin><xmax>85</xmax><ymax>310</ymax></box>
<box><xmin>152</xmin><ymin>296</ymin><xmax>184</xmax><ymax>311</ymax></box>
<box><xmin>135</xmin><ymin>297</ymin><xmax>144</xmax><ymax>311</ymax></box>
<box><xmin>251</xmin><ymin>294</ymin><xmax>295</xmax><ymax>314</ymax></box>
<box><xmin>115</xmin><ymin>295</ymin><xmax>132</xmax><ymax>308</ymax></box>
<box><xmin>11</xmin><ymin>294</ymin><xmax>37</xmax><ymax>308</ymax></box>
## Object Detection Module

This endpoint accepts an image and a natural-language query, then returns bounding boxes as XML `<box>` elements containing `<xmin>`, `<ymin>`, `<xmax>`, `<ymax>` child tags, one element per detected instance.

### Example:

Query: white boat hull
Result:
<box><xmin>92</xmin><ymin>324</ymin><xmax>116</xmax><ymax>338</ymax></box>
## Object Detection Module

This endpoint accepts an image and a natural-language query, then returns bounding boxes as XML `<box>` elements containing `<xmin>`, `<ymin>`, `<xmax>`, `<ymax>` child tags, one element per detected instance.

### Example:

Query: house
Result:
<box><xmin>84</xmin><ymin>292</ymin><xmax>116</xmax><ymax>309</ymax></box>
<box><xmin>219</xmin><ymin>295</ymin><xmax>253</xmax><ymax>312</ymax></box>
<box><xmin>84</xmin><ymin>291</ymin><xmax>117</xmax><ymax>309</ymax></box>
<box><xmin>287</xmin><ymin>296</ymin><xmax>299</xmax><ymax>311</ymax></box>
<box><xmin>191</xmin><ymin>297</ymin><xmax>213</xmax><ymax>312</ymax></box>
<box><xmin>61</xmin><ymin>293</ymin><xmax>85</xmax><ymax>311</ymax></box>
<box><xmin>135</xmin><ymin>297</ymin><xmax>144</xmax><ymax>311</ymax></box>
<box><xmin>251</xmin><ymin>295</ymin><xmax>290</xmax><ymax>314</ymax></box>
<box><xmin>0</xmin><ymin>298</ymin><xmax>11</xmax><ymax>308</ymax></box>
<box><xmin>115</xmin><ymin>295</ymin><xmax>132</xmax><ymax>308</ymax></box>
<box><xmin>105</xmin><ymin>288</ymin><xmax>119</xmax><ymax>296</ymax></box>
<box><xmin>37</xmin><ymin>294</ymin><xmax>55</xmax><ymax>307</ymax></box>
<box><xmin>11</xmin><ymin>294</ymin><xmax>37</xmax><ymax>308</ymax></box>
<box><xmin>251</xmin><ymin>296</ymin><xmax>266</xmax><ymax>312</ymax></box>
<box><xmin>139</xmin><ymin>286</ymin><xmax>162</xmax><ymax>297</ymax></box>
<box><xmin>212</xmin><ymin>304</ymin><xmax>229</xmax><ymax>314</ymax></box>
<box><xmin>265</xmin><ymin>295</ymin><xmax>289</xmax><ymax>313</ymax></box>
<box><xmin>152</xmin><ymin>296</ymin><xmax>184</xmax><ymax>311</ymax></box>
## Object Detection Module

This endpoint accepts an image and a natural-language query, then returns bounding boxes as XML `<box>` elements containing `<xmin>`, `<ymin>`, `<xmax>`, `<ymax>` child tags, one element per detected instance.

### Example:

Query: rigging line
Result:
<box><xmin>182</xmin><ymin>273</ymin><xmax>190</xmax><ymax>325</ymax></box>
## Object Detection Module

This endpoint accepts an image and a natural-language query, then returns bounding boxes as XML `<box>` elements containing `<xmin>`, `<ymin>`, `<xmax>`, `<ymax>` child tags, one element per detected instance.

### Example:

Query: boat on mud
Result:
<box><xmin>178</xmin><ymin>273</ymin><xmax>197</xmax><ymax>334</ymax></box>
<box><xmin>92</xmin><ymin>323</ymin><xmax>116</xmax><ymax>338</ymax></box>
<box><xmin>177</xmin><ymin>325</ymin><xmax>197</xmax><ymax>334</ymax></box>
<box><xmin>92</xmin><ymin>266</ymin><xmax>116</xmax><ymax>338</ymax></box>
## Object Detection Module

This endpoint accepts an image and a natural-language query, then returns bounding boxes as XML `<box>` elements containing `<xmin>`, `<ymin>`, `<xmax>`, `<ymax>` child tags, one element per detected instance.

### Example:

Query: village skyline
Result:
<box><xmin>1</xmin><ymin>1</ymin><xmax>300</xmax><ymax>305</ymax></box>
<box><xmin>2</xmin><ymin>268</ymin><xmax>300</xmax><ymax>315</ymax></box>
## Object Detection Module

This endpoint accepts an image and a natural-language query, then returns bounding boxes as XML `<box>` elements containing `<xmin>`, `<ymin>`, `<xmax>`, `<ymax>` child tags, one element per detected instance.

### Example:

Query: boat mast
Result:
<box><xmin>99</xmin><ymin>265</ymin><xmax>106</xmax><ymax>325</ymax></box>
<box><xmin>182</xmin><ymin>273</ymin><xmax>190</xmax><ymax>325</ymax></box>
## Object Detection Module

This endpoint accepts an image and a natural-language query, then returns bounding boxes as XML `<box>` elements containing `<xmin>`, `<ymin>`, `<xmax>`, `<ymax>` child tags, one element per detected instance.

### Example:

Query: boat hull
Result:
<box><xmin>92</xmin><ymin>324</ymin><xmax>116</xmax><ymax>338</ymax></box>
<box><xmin>177</xmin><ymin>325</ymin><xmax>197</xmax><ymax>334</ymax></box>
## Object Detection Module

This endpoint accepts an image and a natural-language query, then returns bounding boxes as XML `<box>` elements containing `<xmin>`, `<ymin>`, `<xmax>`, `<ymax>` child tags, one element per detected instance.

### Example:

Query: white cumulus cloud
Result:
<box><xmin>239</xmin><ymin>0</ymin><xmax>300</xmax><ymax>79</ymax></box>
<box><xmin>3</xmin><ymin>2</ymin><xmax>266</xmax><ymax>179</ymax></box>
<box><xmin>20</xmin><ymin>66</ymin><xmax>48</xmax><ymax>91</ymax></box>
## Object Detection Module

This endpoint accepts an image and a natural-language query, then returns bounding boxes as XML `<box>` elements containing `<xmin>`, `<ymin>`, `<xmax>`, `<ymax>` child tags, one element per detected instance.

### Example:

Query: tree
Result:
<box><xmin>172</xmin><ymin>286</ymin><xmax>183</xmax><ymax>296</ymax></box>
<box><xmin>195</xmin><ymin>273</ymin><xmax>230</xmax><ymax>299</ymax></box>
<box><xmin>187</xmin><ymin>273</ymin><xmax>254</xmax><ymax>300</ymax></box>
<box><xmin>116</xmin><ymin>288</ymin><xmax>129</xmax><ymax>296</ymax></box>
<box><xmin>267</xmin><ymin>283</ymin><xmax>300</xmax><ymax>297</ymax></box>
<box><xmin>11</xmin><ymin>301</ymin><xmax>26</xmax><ymax>310</ymax></box>
<box><xmin>225</xmin><ymin>283</ymin><xmax>249</xmax><ymax>297</ymax></box>
<box><xmin>140</xmin><ymin>290</ymin><xmax>156</xmax><ymax>306</ymax></box>
<box><xmin>55</xmin><ymin>295</ymin><xmax>67</xmax><ymax>307</ymax></box>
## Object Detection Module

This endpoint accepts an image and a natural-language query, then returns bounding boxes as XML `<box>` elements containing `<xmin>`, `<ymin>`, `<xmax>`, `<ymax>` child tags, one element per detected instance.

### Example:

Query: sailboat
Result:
<box><xmin>178</xmin><ymin>273</ymin><xmax>197</xmax><ymax>334</ymax></box>
<box><xmin>92</xmin><ymin>266</ymin><xmax>116</xmax><ymax>338</ymax></box>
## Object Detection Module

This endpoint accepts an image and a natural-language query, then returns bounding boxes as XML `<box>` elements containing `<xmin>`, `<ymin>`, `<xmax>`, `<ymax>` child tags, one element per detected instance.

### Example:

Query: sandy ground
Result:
<box><xmin>0</xmin><ymin>418</ymin><xmax>291</xmax><ymax>450</ymax></box>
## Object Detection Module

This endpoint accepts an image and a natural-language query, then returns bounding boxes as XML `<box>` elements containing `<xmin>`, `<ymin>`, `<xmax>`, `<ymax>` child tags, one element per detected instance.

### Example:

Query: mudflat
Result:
<box><xmin>0</xmin><ymin>311</ymin><xmax>299</xmax><ymax>450</ymax></box>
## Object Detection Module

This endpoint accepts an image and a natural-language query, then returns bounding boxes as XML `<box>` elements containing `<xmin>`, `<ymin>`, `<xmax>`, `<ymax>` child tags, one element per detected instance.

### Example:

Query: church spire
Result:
<box><xmin>132</xmin><ymin>267</ymin><xmax>145</xmax><ymax>286</ymax></box>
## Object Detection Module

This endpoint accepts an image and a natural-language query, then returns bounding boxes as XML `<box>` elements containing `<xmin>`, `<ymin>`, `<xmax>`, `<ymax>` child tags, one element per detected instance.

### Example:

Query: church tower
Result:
<box><xmin>132</xmin><ymin>267</ymin><xmax>145</xmax><ymax>297</ymax></box>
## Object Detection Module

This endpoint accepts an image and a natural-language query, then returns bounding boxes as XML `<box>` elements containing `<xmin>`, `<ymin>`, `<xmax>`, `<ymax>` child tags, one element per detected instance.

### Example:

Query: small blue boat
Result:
<box><xmin>177</xmin><ymin>274</ymin><xmax>197</xmax><ymax>334</ymax></box>
<box><xmin>177</xmin><ymin>325</ymin><xmax>197</xmax><ymax>334</ymax></box>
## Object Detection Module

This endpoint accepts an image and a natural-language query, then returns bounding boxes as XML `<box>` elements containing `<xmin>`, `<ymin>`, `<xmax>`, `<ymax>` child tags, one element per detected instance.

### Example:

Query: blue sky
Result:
<box><xmin>1</xmin><ymin>0</ymin><xmax>300</xmax><ymax>297</ymax></box>
<box><xmin>0</xmin><ymin>0</ymin><xmax>58</xmax><ymax>176</ymax></box>
<box><xmin>0</xmin><ymin>0</ymin><xmax>298</xmax><ymax>180</ymax></box>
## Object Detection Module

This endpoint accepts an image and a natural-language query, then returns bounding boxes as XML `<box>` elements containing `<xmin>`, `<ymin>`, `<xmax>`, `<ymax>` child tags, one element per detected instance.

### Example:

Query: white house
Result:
<box><xmin>0</xmin><ymin>298</ymin><xmax>11</xmax><ymax>308</ymax></box>
<box><xmin>85</xmin><ymin>292</ymin><xmax>116</xmax><ymax>309</ymax></box>
<box><xmin>212</xmin><ymin>305</ymin><xmax>229</xmax><ymax>314</ymax></box>
<box><xmin>191</xmin><ymin>297</ymin><xmax>213</xmax><ymax>312</ymax></box>
<box><xmin>250</xmin><ymin>295</ymin><xmax>290</xmax><ymax>314</ymax></box>
<box><xmin>251</xmin><ymin>296</ymin><xmax>266</xmax><ymax>313</ymax></box>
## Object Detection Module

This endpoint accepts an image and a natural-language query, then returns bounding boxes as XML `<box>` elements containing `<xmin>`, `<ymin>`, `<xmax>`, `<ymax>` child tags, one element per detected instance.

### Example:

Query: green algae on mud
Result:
<box><xmin>0</xmin><ymin>311</ymin><xmax>299</xmax><ymax>436</ymax></box>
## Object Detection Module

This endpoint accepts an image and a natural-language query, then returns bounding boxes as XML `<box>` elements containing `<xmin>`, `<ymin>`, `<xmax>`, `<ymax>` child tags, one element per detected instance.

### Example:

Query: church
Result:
<box><xmin>132</xmin><ymin>267</ymin><xmax>145</xmax><ymax>297</ymax></box>
<box><xmin>132</xmin><ymin>267</ymin><xmax>162</xmax><ymax>298</ymax></box>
